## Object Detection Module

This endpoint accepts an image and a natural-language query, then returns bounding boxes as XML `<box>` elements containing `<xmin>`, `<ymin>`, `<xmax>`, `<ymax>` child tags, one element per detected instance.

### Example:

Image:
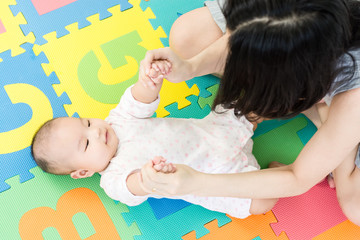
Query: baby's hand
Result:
<box><xmin>150</xmin><ymin>60</ymin><xmax>171</xmax><ymax>81</ymax></box>
<box><xmin>151</xmin><ymin>156</ymin><xmax>176</xmax><ymax>173</ymax></box>
<box><xmin>140</xmin><ymin>60</ymin><xmax>171</xmax><ymax>89</ymax></box>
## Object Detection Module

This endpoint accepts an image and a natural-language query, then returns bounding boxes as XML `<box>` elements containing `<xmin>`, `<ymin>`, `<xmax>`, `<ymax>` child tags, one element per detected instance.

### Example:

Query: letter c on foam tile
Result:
<box><xmin>19</xmin><ymin>188</ymin><xmax>121</xmax><ymax>239</ymax></box>
<box><xmin>0</xmin><ymin>84</ymin><xmax>53</xmax><ymax>154</ymax></box>
<box><xmin>77</xmin><ymin>31</ymin><xmax>147</xmax><ymax>104</ymax></box>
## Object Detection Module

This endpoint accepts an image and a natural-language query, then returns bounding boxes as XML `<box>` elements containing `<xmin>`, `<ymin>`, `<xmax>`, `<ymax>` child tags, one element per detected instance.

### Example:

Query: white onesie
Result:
<box><xmin>100</xmin><ymin>86</ymin><xmax>260</xmax><ymax>218</ymax></box>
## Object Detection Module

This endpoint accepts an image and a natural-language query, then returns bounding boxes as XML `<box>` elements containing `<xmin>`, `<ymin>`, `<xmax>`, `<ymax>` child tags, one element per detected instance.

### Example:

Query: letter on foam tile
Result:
<box><xmin>78</xmin><ymin>31</ymin><xmax>147</xmax><ymax>104</ymax></box>
<box><xmin>0</xmin><ymin>84</ymin><xmax>52</xmax><ymax>154</ymax></box>
<box><xmin>0</xmin><ymin>19</ymin><xmax>6</xmax><ymax>34</ymax></box>
<box><xmin>31</xmin><ymin>0</ymin><xmax>78</xmax><ymax>15</ymax></box>
<box><xmin>19</xmin><ymin>188</ymin><xmax>120</xmax><ymax>239</ymax></box>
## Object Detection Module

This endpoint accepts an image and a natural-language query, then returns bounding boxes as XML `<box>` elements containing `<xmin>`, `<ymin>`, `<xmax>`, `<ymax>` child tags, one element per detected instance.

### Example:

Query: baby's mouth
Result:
<box><xmin>105</xmin><ymin>130</ymin><xmax>108</xmax><ymax>144</ymax></box>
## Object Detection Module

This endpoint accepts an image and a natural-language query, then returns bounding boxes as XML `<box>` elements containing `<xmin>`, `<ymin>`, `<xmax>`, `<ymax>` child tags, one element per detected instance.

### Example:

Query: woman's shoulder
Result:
<box><xmin>325</xmin><ymin>47</ymin><xmax>360</xmax><ymax>105</ymax></box>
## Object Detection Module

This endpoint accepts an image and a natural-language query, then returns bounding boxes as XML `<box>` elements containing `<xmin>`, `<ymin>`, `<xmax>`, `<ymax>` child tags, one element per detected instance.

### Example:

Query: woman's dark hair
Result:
<box><xmin>213</xmin><ymin>0</ymin><xmax>360</xmax><ymax>120</ymax></box>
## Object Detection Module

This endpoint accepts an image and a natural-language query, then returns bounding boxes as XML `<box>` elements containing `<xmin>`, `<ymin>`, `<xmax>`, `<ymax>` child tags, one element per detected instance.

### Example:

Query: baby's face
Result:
<box><xmin>49</xmin><ymin>117</ymin><xmax>119</xmax><ymax>173</ymax></box>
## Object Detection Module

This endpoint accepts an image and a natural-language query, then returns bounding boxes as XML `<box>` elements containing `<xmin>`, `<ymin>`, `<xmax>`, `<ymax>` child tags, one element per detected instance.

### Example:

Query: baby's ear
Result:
<box><xmin>70</xmin><ymin>169</ymin><xmax>95</xmax><ymax>179</ymax></box>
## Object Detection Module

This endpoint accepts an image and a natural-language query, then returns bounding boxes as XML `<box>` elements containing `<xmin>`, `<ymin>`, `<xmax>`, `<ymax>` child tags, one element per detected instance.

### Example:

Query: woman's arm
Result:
<box><xmin>140</xmin><ymin>89</ymin><xmax>360</xmax><ymax>198</ymax></box>
<box><xmin>187</xmin><ymin>32</ymin><xmax>229</xmax><ymax>77</ymax></box>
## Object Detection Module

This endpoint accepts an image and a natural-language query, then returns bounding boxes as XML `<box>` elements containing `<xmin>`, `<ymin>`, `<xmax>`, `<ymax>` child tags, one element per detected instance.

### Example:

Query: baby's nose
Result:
<box><xmin>90</xmin><ymin>127</ymin><xmax>101</xmax><ymax>138</ymax></box>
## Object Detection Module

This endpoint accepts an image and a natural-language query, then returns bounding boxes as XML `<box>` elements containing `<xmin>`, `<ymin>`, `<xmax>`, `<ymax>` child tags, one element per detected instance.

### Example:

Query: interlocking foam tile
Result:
<box><xmin>147</xmin><ymin>197</ymin><xmax>191</xmax><ymax>220</ymax></box>
<box><xmin>165</xmin><ymin>95</ymin><xmax>212</xmax><ymax>119</ymax></box>
<box><xmin>253</xmin><ymin>114</ymin><xmax>317</xmax><ymax>146</ymax></box>
<box><xmin>0</xmin><ymin>0</ymin><xmax>35</xmax><ymax>61</ymax></box>
<box><xmin>33</xmin><ymin>0</ymin><xmax>195</xmax><ymax>119</ymax></box>
<box><xmin>0</xmin><ymin>43</ymin><xmax>70</xmax><ymax>193</ymax></box>
<box><xmin>122</xmin><ymin>201</ymin><xmax>231</xmax><ymax>239</ymax></box>
<box><xmin>198</xmin><ymin>83</ymin><xmax>219</xmax><ymax>109</ymax></box>
<box><xmin>186</xmin><ymin>75</ymin><xmax>220</xmax><ymax>99</ymax></box>
<box><xmin>10</xmin><ymin>0</ymin><xmax>133</xmax><ymax>45</ymax></box>
<box><xmin>0</xmin><ymin>167</ymin><xmax>140</xmax><ymax>239</ymax></box>
<box><xmin>252</xmin><ymin>237</ymin><xmax>262</xmax><ymax>240</ymax></box>
<box><xmin>182</xmin><ymin>211</ymin><xmax>289</xmax><ymax>240</ymax></box>
<box><xmin>140</xmin><ymin>0</ymin><xmax>206</xmax><ymax>46</ymax></box>
<box><xmin>270</xmin><ymin>180</ymin><xmax>347</xmax><ymax>240</ymax></box>
<box><xmin>313</xmin><ymin>220</ymin><xmax>360</xmax><ymax>240</ymax></box>
<box><xmin>252</xmin><ymin>115</ymin><xmax>317</xmax><ymax>168</ymax></box>
<box><xmin>158</xmin><ymin>81</ymin><xmax>199</xmax><ymax>117</ymax></box>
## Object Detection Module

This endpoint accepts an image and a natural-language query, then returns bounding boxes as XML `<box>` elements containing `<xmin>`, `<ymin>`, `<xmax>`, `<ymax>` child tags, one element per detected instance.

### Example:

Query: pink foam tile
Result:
<box><xmin>31</xmin><ymin>0</ymin><xmax>78</xmax><ymax>15</ymax></box>
<box><xmin>270</xmin><ymin>179</ymin><xmax>347</xmax><ymax>240</ymax></box>
<box><xmin>0</xmin><ymin>19</ymin><xmax>6</xmax><ymax>34</ymax></box>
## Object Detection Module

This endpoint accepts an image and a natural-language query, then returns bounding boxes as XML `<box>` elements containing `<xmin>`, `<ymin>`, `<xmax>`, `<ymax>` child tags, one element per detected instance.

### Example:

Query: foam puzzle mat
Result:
<box><xmin>1</xmin><ymin>0</ymin><xmax>360</xmax><ymax>239</ymax></box>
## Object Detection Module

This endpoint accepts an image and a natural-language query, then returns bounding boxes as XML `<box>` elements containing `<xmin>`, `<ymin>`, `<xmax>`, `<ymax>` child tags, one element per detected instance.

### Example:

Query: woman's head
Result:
<box><xmin>214</xmin><ymin>0</ymin><xmax>356</xmax><ymax>120</ymax></box>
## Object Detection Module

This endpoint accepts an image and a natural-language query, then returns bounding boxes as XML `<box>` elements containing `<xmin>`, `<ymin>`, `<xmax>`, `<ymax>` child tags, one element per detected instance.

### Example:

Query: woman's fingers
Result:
<box><xmin>140</xmin><ymin>160</ymin><xmax>168</xmax><ymax>193</ymax></box>
<box><xmin>143</xmin><ymin>48</ymin><xmax>172</xmax><ymax>74</ymax></box>
<box><xmin>140</xmin><ymin>160</ymin><xmax>200</xmax><ymax>196</ymax></box>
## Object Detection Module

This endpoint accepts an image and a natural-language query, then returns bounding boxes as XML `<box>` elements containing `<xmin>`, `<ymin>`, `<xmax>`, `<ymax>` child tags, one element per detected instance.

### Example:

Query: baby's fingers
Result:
<box><xmin>157</xmin><ymin>61</ymin><xmax>169</xmax><ymax>75</ymax></box>
<box><xmin>139</xmin><ymin>60</ymin><xmax>156</xmax><ymax>89</ymax></box>
<box><xmin>151</xmin><ymin>61</ymin><xmax>172</xmax><ymax>76</ymax></box>
<box><xmin>168</xmin><ymin>163</ymin><xmax>177</xmax><ymax>173</ymax></box>
<box><xmin>159</xmin><ymin>163</ymin><xmax>177</xmax><ymax>173</ymax></box>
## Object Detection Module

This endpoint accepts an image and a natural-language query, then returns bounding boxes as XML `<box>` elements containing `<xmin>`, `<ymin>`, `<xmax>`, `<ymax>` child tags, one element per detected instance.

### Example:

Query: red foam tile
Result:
<box><xmin>270</xmin><ymin>180</ymin><xmax>347</xmax><ymax>240</ymax></box>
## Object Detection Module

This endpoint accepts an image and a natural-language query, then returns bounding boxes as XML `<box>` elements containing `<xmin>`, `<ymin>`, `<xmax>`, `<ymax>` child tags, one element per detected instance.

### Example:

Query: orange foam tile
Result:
<box><xmin>313</xmin><ymin>220</ymin><xmax>360</xmax><ymax>240</ymax></box>
<box><xmin>182</xmin><ymin>211</ymin><xmax>289</xmax><ymax>240</ymax></box>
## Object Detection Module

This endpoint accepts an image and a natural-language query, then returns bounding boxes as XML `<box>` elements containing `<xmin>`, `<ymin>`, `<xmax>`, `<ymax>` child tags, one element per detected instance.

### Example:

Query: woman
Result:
<box><xmin>139</xmin><ymin>0</ymin><xmax>360</xmax><ymax>225</ymax></box>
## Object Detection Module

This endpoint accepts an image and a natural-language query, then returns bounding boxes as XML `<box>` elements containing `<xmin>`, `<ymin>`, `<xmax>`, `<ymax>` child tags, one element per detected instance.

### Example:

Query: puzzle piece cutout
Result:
<box><xmin>140</xmin><ymin>0</ymin><xmax>206</xmax><ymax>46</ymax></box>
<box><xmin>198</xmin><ymin>83</ymin><xmax>219</xmax><ymax>109</ymax></box>
<box><xmin>270</xmin><ymin>180</ymin><xmax>347</xmax><ymax>240</ymax></box>
<box><xmin>0</xmin><ymin>0</ymin><xmax>35</xmax><ymax>61</ymax></box>
<box><xmin>158</xmin><ymin>81</ymin><xmax>199</xmax><ymax>117</ymax></box>
<box><xmin>165</xmin><ymin>95</ymin><xmax>211</xmax><ymax>119</ymax></box>
<box><xmin>10</xmin><ymin>0</ymin><xmax>133</xmax><ymax>45</ymax></box>
<box><xmin>0</xmin><ymin>149</ymin><xmax>36</xmax><ymax>194</ymax></box>
<box><xmin>252</xmin><ymin>116</ymin><xmax>316</xmax><ymax>169</ymax></box>
<box><xmin>122</xmin><ymin>201</ymin><xmax>231</xmax><ymax>239</ymax></box>
<box><xmin>0</xmin><ymin>43</ymin><xmax>70</xmax><ymax>193</ymax></box>
<box><xmin>186</xmin><ymin>74</ymin><xmax>220</xmax><ymax>99</ymax></box>
<box><xmin>0</xmin><ymin>167</ymin><xmax>140</xmax><ymax>239</ymax></box>
<box><xmin>147</xmin><ymin>197</ymin><xmax>191</xmax><ymax>220</ymax></box>
<box><xmin>182</xmin><ymin>211</ymin><xmax>289</xmax><ymax>240</ymax></box>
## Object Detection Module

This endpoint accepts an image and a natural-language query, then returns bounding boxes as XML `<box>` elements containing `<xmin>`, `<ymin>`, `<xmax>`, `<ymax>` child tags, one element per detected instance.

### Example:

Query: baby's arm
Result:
<box><xmin>126</xmin><ymin>171</ymin><xmax>148</xmax><ymax>196</ymax></box>
<box><xmin>126</xmin><ymin>156</ymin><xmax>176</xmax><ymax>196</ymax></box>
<box><xmin>132</xmin><ymin>60</ymin><xmax>171</xmax><ymax>103</ymax></box>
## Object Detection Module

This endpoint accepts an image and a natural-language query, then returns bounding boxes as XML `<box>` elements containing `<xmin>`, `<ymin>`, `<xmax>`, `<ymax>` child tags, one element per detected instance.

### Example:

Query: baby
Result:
<box><xmin>31</xmin><ymin>61</ymin><xmax>277</xmax><ymax>218</ymax></box>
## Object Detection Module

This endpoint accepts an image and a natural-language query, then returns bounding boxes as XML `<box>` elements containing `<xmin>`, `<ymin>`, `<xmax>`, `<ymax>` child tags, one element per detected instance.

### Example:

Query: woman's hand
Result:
<box><xmin>139</xmin><ymin>160</ymin><xmax>202</xmax><ymax>196</ymax></box>
<box><xmin>139</xmin><ymin>47</ymin><xmax>194</xmax><ymax>86</ymax></box>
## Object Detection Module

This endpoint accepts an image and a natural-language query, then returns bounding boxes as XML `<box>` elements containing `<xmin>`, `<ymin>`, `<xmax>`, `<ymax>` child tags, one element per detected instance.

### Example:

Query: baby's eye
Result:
<box><xmin>85</xmin><ymin>139</ymin><xmax>89</xmax><ymax>151</ymax></box>
<box><xmin>88</xmin><ymin>120</ymin><xmax>90</xmax><ymax>127</ymax></box>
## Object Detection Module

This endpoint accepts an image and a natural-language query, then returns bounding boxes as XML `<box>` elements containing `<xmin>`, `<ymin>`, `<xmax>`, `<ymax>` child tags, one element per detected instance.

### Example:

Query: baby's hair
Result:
<box><xmin>31</xmin><ymin>118</ymin><xmax>66</xmax><ymax>175</ymax></box>
<box><xmin>214</xmin><ymin>0</ymin><xmax>360</xmax><ymax>120</ymax></box>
